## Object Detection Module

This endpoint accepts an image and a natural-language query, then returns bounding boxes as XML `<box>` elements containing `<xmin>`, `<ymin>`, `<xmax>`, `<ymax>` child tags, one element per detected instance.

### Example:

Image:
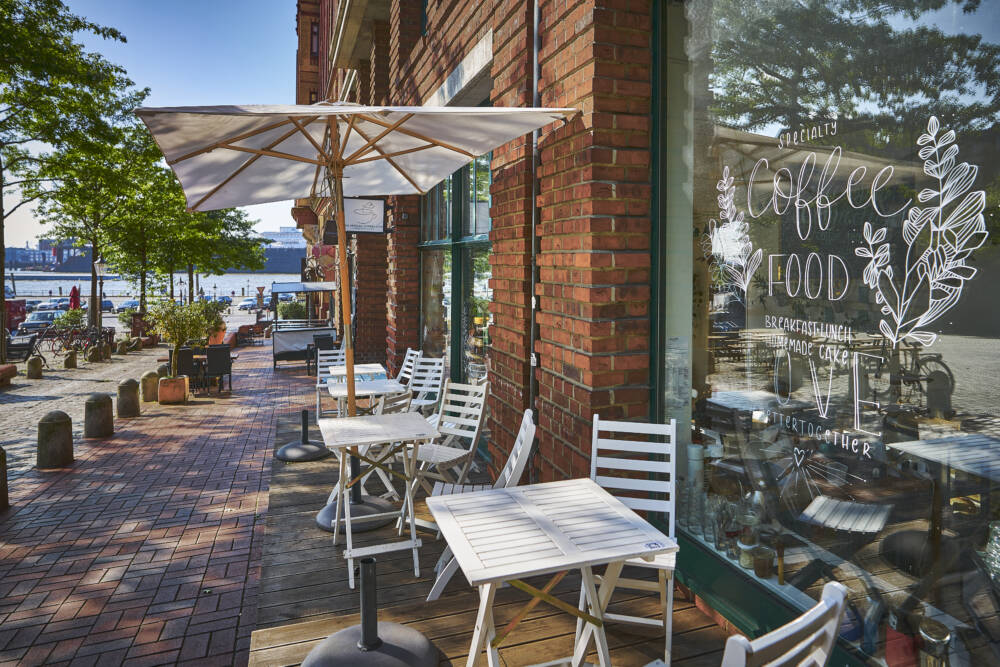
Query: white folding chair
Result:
<box><xmin>408</xmin><ymin>356</ymin><xmax>446</xmax><ymax>413</ymax></box>
<box><xmin>720</xmin><ymin>581</ymin><xmax>847</xmax><ymax>667</ymax></box>
<box><xmin>576</xmin><ymin>415</ymin><xmax>678</xmax><ymax>665</ymax></box>
<box><xmin>426</xmin><ymin>409</ymin><xmax>536</xmax><ymax>601</ymax></box>
<box><xmin>395</xmin><ymin>348</ymin><xmax>421</xmax><ymax>386</ymax></box>
<box><xmin>314</xmin><ymin>348</ymin><xmax>346</xmax><ymax>416</ymax></box>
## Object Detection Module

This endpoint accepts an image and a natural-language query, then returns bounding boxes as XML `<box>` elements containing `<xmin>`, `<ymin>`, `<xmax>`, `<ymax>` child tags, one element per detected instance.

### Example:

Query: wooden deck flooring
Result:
<box><xmin>249</xmin><ymin>414</ymin><xmax>729</xmax><ymax>666</ymax></box>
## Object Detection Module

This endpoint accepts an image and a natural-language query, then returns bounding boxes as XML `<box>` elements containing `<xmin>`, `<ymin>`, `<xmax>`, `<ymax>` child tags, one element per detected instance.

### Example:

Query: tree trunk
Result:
<box><xmin>89</xmin><ymin>237</ymin><xmax>100</xmax><ymax>329</ymax></box>
<box><xmin>187</xmin><ymin>264</ymin><xmax>194</xmax><ymax>304</ymax></box>
<box><xmin>0</xmin><ymin>194</ymin><xmax>6</xmax><ymax>364</ymax></box>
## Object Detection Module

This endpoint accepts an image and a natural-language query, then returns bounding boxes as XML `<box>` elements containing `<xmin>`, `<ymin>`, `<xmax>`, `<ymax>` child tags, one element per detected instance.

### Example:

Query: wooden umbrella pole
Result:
<box><xmin>327</xmin><ymin>119</ymin><xmax>357</xmax><ymax>418</ymax></box>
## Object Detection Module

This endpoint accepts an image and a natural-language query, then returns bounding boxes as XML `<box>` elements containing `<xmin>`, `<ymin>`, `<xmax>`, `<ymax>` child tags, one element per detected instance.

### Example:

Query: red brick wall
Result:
<box><xmin>370</xmin><ymin>21</ymin><xmax>390</xmax><ymax>105</ymax></box>
<box><xmin>532</xmin><ymin>0</ymin><xmax>653</xmax><ymax>480</ymax></box>
<box><xmin>385</xmin><ymin>196</ymin><xmax>421</xmax><ymax>376</ymax></box>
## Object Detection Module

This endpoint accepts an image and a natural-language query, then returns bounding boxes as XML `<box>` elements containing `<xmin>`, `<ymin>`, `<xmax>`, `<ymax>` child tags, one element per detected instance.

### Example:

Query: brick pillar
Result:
<box><xmin>389</xmin><ymin>0</ymin><xmax>422</xmax><ymax>103</ymax></box>
<box><xmin>352</xmin><ymin>234</ymin><xmax>388</xmax><ymax>364</ymax></box>
<box><xmin>385</xmin><ymin>195</ymin><xmax>420</xmax><ymax>377</ymax></box>
<box><xmin>485</xmin><ymin>0</ymin><xmax>535</xmax><ymax>476</ymax></box>
<box><xmin>370</xmin><ymin>20</ymin><xmax>390</xmax><ymax>105</ymax></box>
<box><xmin>532</xmin><ymin>0</ymin><xmax>654</xmax><ymax>481</ymax></box>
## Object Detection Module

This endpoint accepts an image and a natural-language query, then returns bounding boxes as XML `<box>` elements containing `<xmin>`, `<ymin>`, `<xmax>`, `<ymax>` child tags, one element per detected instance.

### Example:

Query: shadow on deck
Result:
<box><xmin>250</xmin><ymin>415</ymin><xmax>729</xmax><ymax>666</ymax></box>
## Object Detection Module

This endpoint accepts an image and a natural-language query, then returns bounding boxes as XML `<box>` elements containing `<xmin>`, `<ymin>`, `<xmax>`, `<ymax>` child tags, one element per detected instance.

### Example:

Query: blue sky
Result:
<box><xmin>6</xmin><ymin>0</ymin><xmax>298</xmax><ymax>248</ymax></box>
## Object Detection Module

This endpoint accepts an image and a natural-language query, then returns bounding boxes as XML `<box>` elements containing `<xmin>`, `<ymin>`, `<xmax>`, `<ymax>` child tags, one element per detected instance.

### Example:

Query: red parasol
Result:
<box><xmin>68</xmin><ymin>285</ymin><xmax>80</xmax><ymax>310</ymax></box>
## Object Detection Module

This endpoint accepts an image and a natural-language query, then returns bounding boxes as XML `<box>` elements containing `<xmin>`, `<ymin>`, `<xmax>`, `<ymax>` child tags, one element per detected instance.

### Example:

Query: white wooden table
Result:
<box><xmin>326</xmin><ymin>378</ymin><xmax>406</xmax><ymax>415</ymax></box>
<box><xmin>317</xmin><ymin>412</ymin><xmax>439</xmax><ymax>588</ymax></box>
<box><xmin>426</xmin><ymin>478</ymin><xmax>678</xmax><ymax>667</ymax></box>
<box><xmin>327</xmin><ymin>363</ymin><xmax>387</xmax><ymax>379</ymax></box>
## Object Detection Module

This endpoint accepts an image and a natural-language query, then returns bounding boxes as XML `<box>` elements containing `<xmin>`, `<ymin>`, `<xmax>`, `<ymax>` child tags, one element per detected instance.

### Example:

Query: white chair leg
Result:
<box><xmin>427</xmin><ymin>554</ymin><xmax>460</xmax><ymax>601</ymax></box>
<box><xmin>664</xmin><ymin>571</ymin><xmax>674</xmax><ymax>666</ymax></box>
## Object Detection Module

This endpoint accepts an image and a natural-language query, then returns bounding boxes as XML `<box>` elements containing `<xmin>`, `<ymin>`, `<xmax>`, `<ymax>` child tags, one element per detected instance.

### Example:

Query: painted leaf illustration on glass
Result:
<box><xmin>705</xmin><ymin>166</ymin><xmax>763</xmax><ymax>303</ymax></box>
<box><xmin>856</xmin><ymin>116</ymin><xmax>989</xmax><ymax>348</ymax></box>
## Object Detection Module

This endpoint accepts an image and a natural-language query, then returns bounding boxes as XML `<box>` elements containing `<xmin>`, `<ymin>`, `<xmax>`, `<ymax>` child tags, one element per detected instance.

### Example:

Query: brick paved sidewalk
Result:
<box><xmin>0</xmin><ymin>346</ymin><xmax>312</xmax><ymax>666</ymax></box>
<box><xmin>0</xmin><ymin>347</ymin><xmax>167</xmax><ymax>482</ymax></box>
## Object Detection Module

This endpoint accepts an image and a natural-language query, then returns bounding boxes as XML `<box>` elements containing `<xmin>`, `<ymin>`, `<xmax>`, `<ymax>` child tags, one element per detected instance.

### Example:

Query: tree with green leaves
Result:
<box><xmin>1</xmin><ymin>0</ymin><xmax>140</xmax><ymax>358</ymax></box>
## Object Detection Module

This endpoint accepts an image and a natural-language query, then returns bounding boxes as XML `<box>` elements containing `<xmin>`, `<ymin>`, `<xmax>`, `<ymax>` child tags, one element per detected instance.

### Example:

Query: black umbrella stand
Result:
<box><xmin>301</xmin><ymin>558</ymin><xmax>438</xmax><ymax>667</ymax></box>
<box><xmin>276</xmin><ymin>410</ymin><xmax>332</xmax><ymax>462</ymax></box>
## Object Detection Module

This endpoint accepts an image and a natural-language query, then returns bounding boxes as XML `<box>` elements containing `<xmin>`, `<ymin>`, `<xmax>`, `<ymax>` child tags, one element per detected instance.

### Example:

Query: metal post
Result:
<box><xmin>350</xmin><ymin>455</ymin><xmax>363</xmax><ymax>504</ymax></box>
<box><xmin>301</xmin><ymin>409</ymin><xmax>309</xmax><ymax>443</ymax></box>
<box><xmin>357</xmin><ymin>558</ymin><xmax>382</xmax><ymax>651</ymax></box>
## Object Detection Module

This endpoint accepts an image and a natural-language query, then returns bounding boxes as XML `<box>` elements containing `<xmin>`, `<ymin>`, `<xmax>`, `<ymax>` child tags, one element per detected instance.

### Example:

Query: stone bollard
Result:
<box><xmin>26</xmin><ymin>356</ymin><xmax>43</xmax><ymax>379</ymax></box>
<box><xmin>117</xmin><ymin>379</ymin><xmax>140</xmax><ymax>418</ymax></box>
<box><xmin>140</xmin><ymin>371</ymin><xmax>159</xmax><ymax>402</ymax></box>
<box><xmin>37</xmin><ymin>411</ymin><xmax>73</xmax><ymax>468</ymax></box>
<box><xmin>1</xmin><ymin>446</ymin><xmax>8</xmax><ymax>511</ymax></box>
<box><xmin>84</xmin><ymin>393</ymin><xmax>113</xmax><ymax>438</ymax></box>
<box><xmin>102</xmin><ymin>342</ymin><xmax>112</xmax><ymax>361</ymax></box>
<box><xmin>63</xmin><ymin>349</ymin><xmax>77</xmax><ymax>369</ymax></box>
<box><xmin>156</xmin><ymin>363</ymin><xmax>170</xmax><ymax>378</ymax></box>
<box><xmin>116</xmin><ymin>340</ymin><xmax>128</xmax><ymax>355</ymax></box>
<box><xmin>85</xmin><ymin>346</ymin><xmax>101</xmax><ymax>363</ymax></box>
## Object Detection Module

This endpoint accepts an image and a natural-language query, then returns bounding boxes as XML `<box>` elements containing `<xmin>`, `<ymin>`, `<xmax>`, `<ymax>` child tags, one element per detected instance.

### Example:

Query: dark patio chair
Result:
<box><xmin>313</xmin><ymin>333</ymin><xmax>335</xmax><ymax>350</ymax></box>
<box><xmin>204</xmin><ymin>345</ymin><xmax>233</xmax><ymax>393</ymax></box>
<box><xmin>175</xmin><ymin>347</ymin><xmax>200</xmax><ymax>390</ymax></box>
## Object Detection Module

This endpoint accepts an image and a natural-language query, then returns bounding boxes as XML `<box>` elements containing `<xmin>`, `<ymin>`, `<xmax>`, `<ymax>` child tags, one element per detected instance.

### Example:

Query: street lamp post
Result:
<box><xmin>179</xmin><ymin>278</ymin><xmax>186</xmax><ymax>304</ymax></box>
<box><xmin>94</xmin><ymin>257</ymin><xmax>108</xmax><ymax>326</ymax></box>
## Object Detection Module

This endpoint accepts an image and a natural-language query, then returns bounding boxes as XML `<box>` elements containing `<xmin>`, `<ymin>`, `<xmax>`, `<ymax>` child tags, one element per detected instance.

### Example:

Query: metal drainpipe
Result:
<box><xmin>527</xmin><ymin>0</ymin><xmax>542</xmax><ymax>482</ymax></box>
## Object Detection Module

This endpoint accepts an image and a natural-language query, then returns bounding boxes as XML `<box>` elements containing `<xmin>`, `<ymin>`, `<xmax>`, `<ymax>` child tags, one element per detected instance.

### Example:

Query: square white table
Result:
<box><xmin>318</xmin><ymin>412</ymin><xmax>439</xmax><ymax>588</ymax></box>
<box><xmin>326</xmin><ymin>378</ymin><xmax>406</xmax><ymax>415</ymax></box>
<box><xmin>327</xmin><ymin>363</ymin><xmax>387</xmax><ymax>379</ymax></box>
<box><xmin>426</xmin><ymin>478</ymin><xmax>678</xmax><ymax>667</ymax></box>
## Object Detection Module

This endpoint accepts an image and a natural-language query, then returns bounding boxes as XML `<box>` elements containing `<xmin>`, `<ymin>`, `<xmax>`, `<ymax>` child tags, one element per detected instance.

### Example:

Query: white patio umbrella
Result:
<box><xmin>135</xmin><ymin>101</ymin><xmax>576</xmax><ymax>417</ymax></box>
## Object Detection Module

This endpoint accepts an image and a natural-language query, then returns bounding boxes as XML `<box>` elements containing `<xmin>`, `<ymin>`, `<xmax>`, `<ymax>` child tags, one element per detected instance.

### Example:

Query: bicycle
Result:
<box><xmin>858</xmin><ymin>338</ymin><xmax>954</xmax><ymax>408</ymax></box>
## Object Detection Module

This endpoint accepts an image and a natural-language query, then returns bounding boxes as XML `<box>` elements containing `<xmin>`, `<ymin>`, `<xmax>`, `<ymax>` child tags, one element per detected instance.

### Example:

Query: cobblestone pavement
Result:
<box><xmin>0</xmin><ymin>347</ymin><xmax>166</xmax><ymax>481</ymax></box>
<box><xmin>0</xmin><ymin>345</ymin><xmax>312</xmax><ymax>666</ymax></box>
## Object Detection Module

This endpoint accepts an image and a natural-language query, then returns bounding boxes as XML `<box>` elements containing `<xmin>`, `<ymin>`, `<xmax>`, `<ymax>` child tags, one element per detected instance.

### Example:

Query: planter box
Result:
<box><xmin>158</xmin><ymin>376</ymin><xmax>190</xmax><ymax>405</ymax></box>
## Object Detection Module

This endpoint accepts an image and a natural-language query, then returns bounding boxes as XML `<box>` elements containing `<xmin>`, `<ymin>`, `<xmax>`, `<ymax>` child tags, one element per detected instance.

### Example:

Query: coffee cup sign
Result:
<box><xmin>704</xmin><ymin>116</ymin><xmax>988</xmax><ymax>458</ymax></box>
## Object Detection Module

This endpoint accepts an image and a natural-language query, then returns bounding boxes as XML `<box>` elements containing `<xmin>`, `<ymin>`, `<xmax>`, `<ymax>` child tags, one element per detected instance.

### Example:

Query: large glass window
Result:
<box><xmin>418</xmin><ymin>154</ymin><xmax>492</xmax><ymax>383</ymax></box>
<box><xmin>663</xmin><ymin>2</ymin><xmax>1000</xmax><ymax>664</ymax></box>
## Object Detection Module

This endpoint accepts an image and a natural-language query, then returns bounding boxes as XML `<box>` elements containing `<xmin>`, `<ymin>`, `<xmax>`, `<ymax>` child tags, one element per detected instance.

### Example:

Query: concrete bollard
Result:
<box><xmin>102</xmin><ymin>342</ymin><xmax>112</xmax><ymax>361</ymax></box>
<box><xmin>0</xmin><ymin>446</ymin><xmax>8</xmax><ymax>511</ymax></box>
<box><xmin>37</xmin><ymin>411</ymin><xmax>73</xmax><ymax>468</ymax></box>
<box><xmin>117</xmin><ymin>379</ymin><xmax>140</xmax><ymax>418</ymax></box>
<box><xmin>140</xmin><ymin>371</ymin><xmax>159</xmax><ymax>402</ymax></box>
<box><xmin>84</xmin><ymin>393</ymin><xmax>113</xmax><ymax>438</ymax></box>
<box><xmin>116</xmin><ymin>340</ymin><xmax>128</xmax><ymax>355</ymax></box>
<box><xmin>63</xmin><ymin>349</ymin><xmax>77</xmax><ymax>369</ymax></box>
<box><xmin>85</xmin><ymin>346</ymin><xmax>101</xmax><ymax>363</ymax></box>
<box><xmin>156</xmin><ymin>363</ymin><xmax>170</xmax><ymax>378</ymax></box>
<box><xmin>26</xmin><ymin>356</ymin><xmax>43</xmax><ymax>379</ymax></box>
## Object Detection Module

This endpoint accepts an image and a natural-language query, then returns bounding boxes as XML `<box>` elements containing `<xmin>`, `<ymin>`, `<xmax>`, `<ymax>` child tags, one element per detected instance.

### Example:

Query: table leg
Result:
<box><xmin>344</xmin><ymin>447</ymin><xmax>356</xmax><ymax>589</ymax></box>
<box><xmin>572</xmin><ymin>562</ymin><xmax>623</xmax><ymax>667</ymax></box>
<box><xmin>331</xmin><ymin>451</ymin><xmax>344</xmax><ymax>545</ymax></box>
<box><xmin>406</xmin><ymin>439</ymin><xmax>421</xmax><ymax>577</ymax></box>
<box><xmin>466</xmin><ymin>583</ymin><xmax>499</xmax><ymax>667</ymax></box>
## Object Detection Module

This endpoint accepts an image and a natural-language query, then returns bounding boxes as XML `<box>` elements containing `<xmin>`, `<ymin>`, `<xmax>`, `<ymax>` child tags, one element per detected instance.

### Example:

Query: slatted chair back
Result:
<box><xmin>494</xmin><ymin>409</ymin><xmax>536</xmax><ymax>489</ymax></box>
<box><xmin>175</xmin><ymin>347</ymin><xmax>197</xmax><ymax>379</ymax></box>
<box><xmin>395</xmin><ymin>348</ymin><xmax>421</xmax><ymax>385</ymax></box>
<box><xmin>720</xmin><ymin>581</ymin><xmax>847</xmax><ymax>667</ymax></box>
<box><xmin>434</xmin><ymin>380</ymin><xmax>489</xmax><ymax>449</ymax></box>
<box><xmin>376</xmin><ymin>390</ymin><xmax>412</xmax><ymax>415</ymax></box>
<box><xmin>591</xmin><ymin>415</ymin><xmax>677</xmax><ymax>539</ymax></box>
<box><xmin>409</xmin><ymin>356</ymin><xmax>446</xmax><ymax>409</ymax></box>
<box><xmin>316</xmin><ymin>349</ymin><xmax>346</xmax><ymax>380</ymax></box>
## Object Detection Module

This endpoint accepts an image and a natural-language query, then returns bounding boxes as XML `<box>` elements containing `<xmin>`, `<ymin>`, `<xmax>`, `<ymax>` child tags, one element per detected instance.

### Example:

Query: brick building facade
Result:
<box><xmin>294</xmin><ymin>0</ymin><xmax>655</xmax><ymax>480</ymax></box>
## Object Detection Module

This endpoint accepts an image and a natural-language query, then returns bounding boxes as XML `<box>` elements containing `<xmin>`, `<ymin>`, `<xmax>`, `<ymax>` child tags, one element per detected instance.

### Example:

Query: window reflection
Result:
<box><xmin>462</xmin><ymin>247</ymin><xmax>490</xmax><ymax>382</ymax></box>
<box><xmin>675</xmin><ymin>0</ymin><xmax>1000</xmax><ymax>663</ymax></box>
<box><xmin>420</xmin><ymin>249</ymin><xmax>450</xmax><ymax>375</ymax></box>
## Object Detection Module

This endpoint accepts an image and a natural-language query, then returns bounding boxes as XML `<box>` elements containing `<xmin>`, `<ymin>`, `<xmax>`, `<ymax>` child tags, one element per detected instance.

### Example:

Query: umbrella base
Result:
<box><xmin>275</xmin><ymin>440</ymin><xmax>331</xmax><ymax>462</ymax></box>
<box><xmin>301</xmin><ymin>622</ymin><xmax>438</xmax><ymax>667</ymax></box>
<box><xmin>316</xmin><ymin>496</ymin><xmax>397</xmax><ymax>533</ymax></box>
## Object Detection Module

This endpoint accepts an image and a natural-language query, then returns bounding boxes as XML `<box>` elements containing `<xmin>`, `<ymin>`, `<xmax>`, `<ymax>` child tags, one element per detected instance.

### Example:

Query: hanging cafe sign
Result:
<box><xmin>705</xmin><ymin>116</ymin><xmax>989</xmax><ymax>459</ymax></box>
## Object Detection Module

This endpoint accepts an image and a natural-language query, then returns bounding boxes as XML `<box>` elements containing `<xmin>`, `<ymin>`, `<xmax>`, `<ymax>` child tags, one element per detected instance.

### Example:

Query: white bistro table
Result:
<box><xmin>326</xmin><ymin>377</ymin><xmax>405</xmax><ymax>415</ymax></box>
<box><xmin>317</xmin><ymin>412</ymin><xmax>438</xmax><ymax>588</ymax></box>
<box><xmin>327</xmin><ymin>363</ymin><xmax>387</xmax><ymax>380</ymax></box>
<box><xmin>426</xmin><ymin>478</ymin><xmax>678</xmax><ymax>667</ymax></box>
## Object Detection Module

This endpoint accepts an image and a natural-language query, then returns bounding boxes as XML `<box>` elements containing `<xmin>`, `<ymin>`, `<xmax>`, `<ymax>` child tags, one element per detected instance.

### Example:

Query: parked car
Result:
<box><xmin>17</xmin><ymin>310</ymin><xmax>60</xmax><ymax>335</ymax></box>
<box><xmin>101</xmin><ymin>299</ymin><xmax>114</xmax><ymax>312</ymax></box>
<box><xmin>237</xmin><ymin>297</ymin><xmax>257</xmax><ymax>311</ymax></box>
<box><xmin>24</xmin><ymin>300</ymin><xmax>42</xmax><ymax>313</ymax></box>
<box><xmin>216</xmin><ymin>295</ymin><xmax>232</xmax><ymax>305</ymax></box>
<box><xmin>36</xmin><ymin>299</ymin><xmax>60</xmax><ymax>310</ymax></box>
<box><xmin>115</xmin><ymin>299</ymin><xmax>140</xmax><ymax>313</ymax></box>
<box><xmin>262</xmin><ymin>295</ymin><xmax>273</xmax><ymax>309</ymax></box>
<box><xmin>278</xmin><ymin>293</ymin><xmax>294</xmax><ymax>302</ymax></box>
<box><xmin>56</xmin><ymin>298</ymin><xmax>70</xmax><ymax>310</ymax></box>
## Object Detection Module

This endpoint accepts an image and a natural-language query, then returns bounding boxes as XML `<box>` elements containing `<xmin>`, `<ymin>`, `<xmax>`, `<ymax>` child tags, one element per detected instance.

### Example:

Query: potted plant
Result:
<box><xmin>195</xmin><ymin>300</ymin><xmax>228</xmax><ymax>345</ymax></box>
<box><xmin>148</xmin><ymin>300</ymin><xmax>206</xmax><ymax>404</ymax></box>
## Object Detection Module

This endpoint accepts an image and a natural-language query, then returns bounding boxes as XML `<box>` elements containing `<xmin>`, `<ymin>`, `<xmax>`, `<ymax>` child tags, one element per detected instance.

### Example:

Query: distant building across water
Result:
<box><xmin>259</xmin><ymin>226</ymin><xmax>306</xmax><ymax>248</ymax></box>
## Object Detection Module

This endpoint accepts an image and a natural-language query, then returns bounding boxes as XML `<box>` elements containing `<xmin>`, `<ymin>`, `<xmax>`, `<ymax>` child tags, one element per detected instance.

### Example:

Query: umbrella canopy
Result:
<box><xmin>135</xmin><ymin>102</ymin><xmax>576</xmax><ymax>211</ymax></box>
<box><xmin>136</xmin><ymin>101</ymin><xmax>576</xmax><ymax>416</ymax></box>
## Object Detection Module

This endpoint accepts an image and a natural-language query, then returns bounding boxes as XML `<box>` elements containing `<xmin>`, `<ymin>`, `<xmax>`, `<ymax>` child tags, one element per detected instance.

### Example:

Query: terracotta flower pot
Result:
<box><xmin>158</xmin><ymin>376</ymin><xmax>190</xmax><ymax>405</ymax></box>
